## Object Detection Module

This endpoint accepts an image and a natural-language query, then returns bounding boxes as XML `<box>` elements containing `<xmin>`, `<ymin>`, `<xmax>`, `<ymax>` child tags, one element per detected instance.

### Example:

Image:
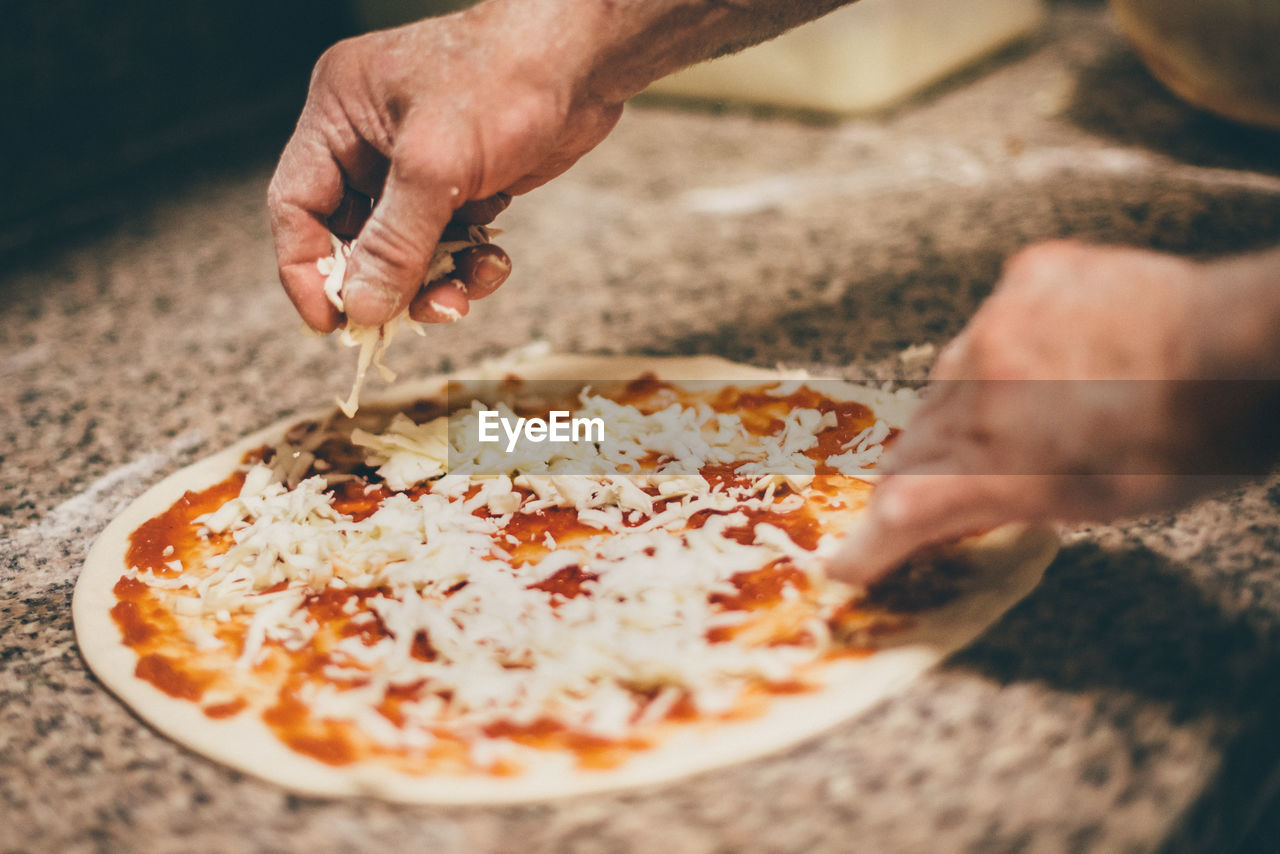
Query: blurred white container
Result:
<box><xmin>646</xmin><ymin>0</ymin><xmax>1046</xmax><ymax>114</ymax></box>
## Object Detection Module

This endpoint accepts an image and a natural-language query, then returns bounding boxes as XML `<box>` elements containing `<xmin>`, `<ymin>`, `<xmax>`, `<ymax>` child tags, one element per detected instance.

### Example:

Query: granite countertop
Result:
<box><xmin>4</xmin><ymin>5</ymin><xmax>1280</xmax><ymax>852</ymax></box>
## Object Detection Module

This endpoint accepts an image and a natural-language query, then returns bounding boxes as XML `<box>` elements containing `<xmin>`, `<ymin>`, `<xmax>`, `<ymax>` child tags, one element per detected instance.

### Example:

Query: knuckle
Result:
<box><xmin>387</xmin><ymin>122</ymin><xmax>464</xmax><ymax>195</ymax></box>
<box><xmin>1003</xmin><ymin>239</ymin><xmax>1079</xmax><ymax>282</ymax></box>
<box><xmin>310</xmin><ymin>45</ymin><xmax>342</xmax><ymax>89</ymax></box>
<box><xmin>389</xmin><ymin>147</ymin><xmax>444</xmax><ymax>190</ymax></box>
<box><xmin>876</xmin><ymin>477</ymin><xmax>928</xmax><ymax>525</ymax></box>
<box><xmin>354</xmin><ymin>215</ymin><xmax>423</xmax><ymax>280</ymax></box>
<box><xmin>960</xmin><ymin>320</ymin><xmax>1001</xmax><ymax>373</ymax></box>
<box><xmin>931</xmin><ymin>334</ymin><xmax>970</xmax><ymax>379</ymax></box>
<box><xmin>311</xmin><ymin>37</ymin><xmax>363</xmax><ymax>87</ymax></box>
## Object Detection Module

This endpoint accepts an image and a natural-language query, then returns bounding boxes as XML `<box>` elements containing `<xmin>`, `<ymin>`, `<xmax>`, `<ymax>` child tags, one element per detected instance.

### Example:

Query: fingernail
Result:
<box><xmin>474</xmin><ymin>255</ymin><xmax>510</xmax><ymax>288</ymax></box>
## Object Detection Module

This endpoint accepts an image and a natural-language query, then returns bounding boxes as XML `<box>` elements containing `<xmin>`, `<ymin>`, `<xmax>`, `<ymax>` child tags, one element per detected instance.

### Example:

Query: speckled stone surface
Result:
<box><xmin>3</xmin><ymin>5</ymin><xmax>1280</xmax><ymax>852</ymax></box>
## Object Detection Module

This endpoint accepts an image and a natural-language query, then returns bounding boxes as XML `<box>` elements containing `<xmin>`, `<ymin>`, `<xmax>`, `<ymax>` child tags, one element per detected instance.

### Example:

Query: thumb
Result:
<box><xmin>342</xmin><ymin>154</ymin><xmax>455</xmax><ymax>326</ymax></box>
<box><xmin>827</xmin><ymin>473</ymin><xmax>1007</xmax><ymax>587</ymax></box>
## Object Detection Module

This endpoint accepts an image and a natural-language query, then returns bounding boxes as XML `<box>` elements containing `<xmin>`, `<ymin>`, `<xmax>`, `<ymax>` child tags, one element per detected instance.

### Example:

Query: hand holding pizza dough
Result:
<box><xmin>268</xmin><ymin>0</ymin><xmax>853</xmax><ymax>332</ymax></box>
<box><xmin>829</xmin><ymin>241</ymin><xmax>1280</xmax><ymax>585</ymax></box>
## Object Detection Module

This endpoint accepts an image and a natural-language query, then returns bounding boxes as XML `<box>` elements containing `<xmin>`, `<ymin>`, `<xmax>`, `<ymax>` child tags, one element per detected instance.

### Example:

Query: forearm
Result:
<box><xmin>465</xmin><ymin>0</ymin><xmax>857</xmax><ymax>106</ymax></box>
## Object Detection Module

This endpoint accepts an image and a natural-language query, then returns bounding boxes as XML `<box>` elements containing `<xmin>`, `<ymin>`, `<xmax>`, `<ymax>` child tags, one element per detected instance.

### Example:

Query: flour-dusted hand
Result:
<box><xmin>267</xmin><ymin>7</ymin><xmax>626</xmax><ymax>331</ymax></box>
<box><xmin>268</xmin><ymin>0</ymin><xmax>859</xmax><ymax>331</ymax></box>
<box><xmin>829</xmin><ymin>241</ymin><xmax>1280</xmax><ymax>586</ymax></box>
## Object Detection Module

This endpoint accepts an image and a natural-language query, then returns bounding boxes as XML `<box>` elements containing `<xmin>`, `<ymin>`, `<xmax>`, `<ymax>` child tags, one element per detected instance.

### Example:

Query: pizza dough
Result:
<box><xmin>73</xmin><ymin>353</ymin><xmax>1057</xmax><ymax>803</ymax></box>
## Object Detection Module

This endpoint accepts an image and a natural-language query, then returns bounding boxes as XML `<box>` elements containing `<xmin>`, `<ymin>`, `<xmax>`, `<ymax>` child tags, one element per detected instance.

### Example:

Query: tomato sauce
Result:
<box><xmin>712</xmin><ymin>561</ymin><xmax>810</xmax><ymax>611</ymax></box>
<box><xmin>529</xmin><ymin>565</ymin><xmax>598</xmax><ymax>598</ymax></box>
<box><xmin>108</xmin><ymin>599</ymin><xmax>156</xmax><ymax>646</ymax></box>
<box><xmin>125</xmin><ymin>473</ymin><xmax>244</xmax><ymax>574</ymax></box>
<box><xmin>698</xmin><ymin>462</ymin><xmax>751</xmax><ymax>490</ymax></box>
<box><xmin>110</xmin><ymin>577</ymin><xmax>158</xmax><ymax>645</ymax></box>
<box><xmin>688</xmin><ymin>504</ymin><xmax>822</xmax><ymax>551</ymax></box>
<box><xmin>708</xmin><ymin>388</ymin><xmax>789</xmax><ymax>435</ymax></box>
<box><xmin>482</xmin><ymin>719</ymin><xmax>650</xmax><ymax>770</ymax></box>
<box><xmin>203</xmin><ymin>698</ymin><xmax>248</xmax><ymax>719</ymax></box>
<box><xmin>503</xmin><ymin>505</ymin><xmax>593</xmax><ymax>542</ymax></box>
<box><xmin>612</xmin><ymin>373</ymin><xmax>679</xmax><ymax>410</ymax></box>
<box><xmin>135</xmin><ymin>653</ymin><xmax>211</xmax><ymax>701</ymax></box>
<box><xmin>264</xmin><ymin>692</ymin><xmax>357</xmax><ymax>766</ymax></box>
<box><xmin>327</xmin><ymin>480</ymin><xmax>392</xmax><ymax>521</ymax></box>
<box><xmin>376</xmin><ymin>680</ymin><xmax>428</xmax><ymax>727</ymax></box>
<box><xmin>338</xmin><ymin>610</ymin><xmax>391</xmax><ymax>646</ymax></box>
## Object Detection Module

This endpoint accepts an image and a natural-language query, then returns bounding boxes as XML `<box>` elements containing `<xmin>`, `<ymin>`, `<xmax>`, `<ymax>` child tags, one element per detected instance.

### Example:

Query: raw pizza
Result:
<box><xmin>74</xmin><ymin>353</ymin><xmax>1057</xmax><ymax>802</ymax></box>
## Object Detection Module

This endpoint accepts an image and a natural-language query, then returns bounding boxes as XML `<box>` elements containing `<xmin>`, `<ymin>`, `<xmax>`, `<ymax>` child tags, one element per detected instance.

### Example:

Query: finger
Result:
<box><xmin>930</xmin><ymin>329</ymin><xmax>974</xmax><ymax>381</ymax></box>
<box><xmin>451</xmin><ymin>245</ymin><xmax>512</xmax><ymax>300</ymax></box>
<box><xmin>453</xmin><ymin>194</ymin><xmax>511</xmax><ymax>225</ymax></box>
<box><xmin>826</xmin><ymin>472</ymin><xmax>1011</xmax><ymax>587</ymax></box>
<box><xmin>876</xmin><ymin>333</ymin><xmax>976</xmax><ymax>472</ymax></box>
<box><xmin>876</xmin><ymin>382</ymin><xmax>970</xmax><ymax>475</ymax></box>
<box><xmin>409</xmin><ymin>279</ymin><xmax>471</xmax><ymax>323</ymax></box>
<box><xmin>327</xmin><ymin>189</ymin><xmax>372</xmax><ymax>239</ymax></box>
<box><xmin>268</xmin><ymin>134</ymin><xmax>346</xmax><ymax>332</ymax></box>
<box><xmin>342</xmin><ymin>149</ymin><xmax>454</xmax><ymax>326</ymax></box>
<box><xmin>879</xmin><ymin>424</ymin><xmax>955</xmax><ymax>477</ymax></box>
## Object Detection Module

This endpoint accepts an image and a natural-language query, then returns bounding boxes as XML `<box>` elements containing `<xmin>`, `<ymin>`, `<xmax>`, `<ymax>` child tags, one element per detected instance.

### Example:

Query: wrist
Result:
<box><xmin>467</xmin><ymin>0</ymin><xmax>854</xmax><ymax>107</ymax></box>
<box><xmin>459</xmin><ymin>0</ymin><xmax>627</xmax><ymax>110</ymax></box>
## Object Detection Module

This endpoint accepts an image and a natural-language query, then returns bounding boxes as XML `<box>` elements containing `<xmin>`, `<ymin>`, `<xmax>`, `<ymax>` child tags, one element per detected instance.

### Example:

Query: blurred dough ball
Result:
<box><xmin>1111</xmin><ymin>0</ymin><xmax>1280</xmax><ymax>130</ymax></box>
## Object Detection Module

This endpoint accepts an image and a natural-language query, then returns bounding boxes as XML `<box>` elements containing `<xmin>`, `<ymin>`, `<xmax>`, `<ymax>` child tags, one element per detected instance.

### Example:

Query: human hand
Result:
<box><xmin>828</xmin><ymin>240</ymin><xmax>1257</xmax><ymax>585</ymax></box>
<box><xmin>268</xmin><ymin>5</ymin><xmax>624</xmax><ymax>331</ymax></box>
